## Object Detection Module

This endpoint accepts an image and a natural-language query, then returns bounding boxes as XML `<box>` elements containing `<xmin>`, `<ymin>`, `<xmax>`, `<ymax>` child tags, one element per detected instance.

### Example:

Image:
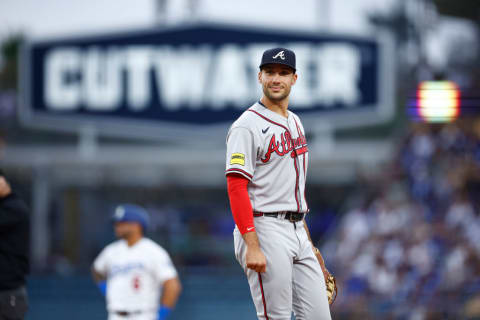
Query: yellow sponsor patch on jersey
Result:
<box><xmin>230</xmin><ymin>153</ymin><xmax>245</xmax><ymax>166</ymax></box>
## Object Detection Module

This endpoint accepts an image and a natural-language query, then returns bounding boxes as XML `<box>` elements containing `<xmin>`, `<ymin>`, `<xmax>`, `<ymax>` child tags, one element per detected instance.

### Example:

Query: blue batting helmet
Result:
<box><xmin>112</xmin><ymin>203</ymin><xmax>149</xmax><ymax>231</ymax></box>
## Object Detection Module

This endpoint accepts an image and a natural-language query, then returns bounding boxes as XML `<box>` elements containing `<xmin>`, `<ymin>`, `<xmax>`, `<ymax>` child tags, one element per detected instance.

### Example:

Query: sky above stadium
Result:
<box><xmin>0</xmin><ymin>0</ymin><xmax>476</xmax><ymax>71</ymax></box>
<box><xmin>0</xmin><ymin>0</ymin><xmax>397</xmax><ymax>40</ymax></box>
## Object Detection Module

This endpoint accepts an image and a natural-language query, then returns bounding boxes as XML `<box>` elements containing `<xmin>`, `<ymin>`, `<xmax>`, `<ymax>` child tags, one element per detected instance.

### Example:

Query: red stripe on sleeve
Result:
<box><xmin>226</xmin><ymin>174</ymin><xmax>255</xmax><ymax>235</ymax></box>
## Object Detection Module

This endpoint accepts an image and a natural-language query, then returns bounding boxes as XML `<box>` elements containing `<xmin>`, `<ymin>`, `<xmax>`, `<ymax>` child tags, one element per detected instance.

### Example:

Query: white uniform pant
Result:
<box><xmin>108</xmin><ymin>311</ymin><xmax>156</xmax><ymax>320</ymax></box>
<box><xmin>234</xmin><ymin>216</ymin><xmax>332</xmax><ymax>320</ymax></box>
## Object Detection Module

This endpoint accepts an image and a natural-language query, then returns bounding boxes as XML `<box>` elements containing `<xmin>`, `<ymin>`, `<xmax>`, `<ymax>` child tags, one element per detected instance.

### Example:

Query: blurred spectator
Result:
<box><xmin>324</xmin><ymin>120</ymin><xmax>480</xmax><ymax>318</ymax></box>
<box><xmin>464</xmin><ymin>294</ymin><xmax>480</xmax><ymax>320</ymax></box>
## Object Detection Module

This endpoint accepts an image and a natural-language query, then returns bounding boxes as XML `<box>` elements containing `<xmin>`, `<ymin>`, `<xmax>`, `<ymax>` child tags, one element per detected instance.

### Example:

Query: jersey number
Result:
<box><xmin>132</xmin><ymin>276</ymin><xmax>141</xmax><ymax>291</ymax></box>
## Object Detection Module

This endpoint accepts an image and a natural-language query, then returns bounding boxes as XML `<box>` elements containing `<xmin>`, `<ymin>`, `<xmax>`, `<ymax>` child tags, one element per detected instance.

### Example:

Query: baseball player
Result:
<box><xmin>0</xmin><ymin>170</ymin><xmax>30</xmax><ymax>320</ymax></box>
<box><xmin>226</xmin><ymin>48</ymin><xmax>335</xmax><ymax>319</ymax></box>
<box><xmin>91</xmin><ymin>204</ymin><xmax>182</xmax><ymax>320</ymax></box>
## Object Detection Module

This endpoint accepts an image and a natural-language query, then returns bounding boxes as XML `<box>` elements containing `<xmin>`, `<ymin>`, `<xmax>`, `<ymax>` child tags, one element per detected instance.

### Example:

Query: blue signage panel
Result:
<box><xmin>20</xmin><ymin>24</ymin><xmax>394</xmax><ymax>138</ymax></box>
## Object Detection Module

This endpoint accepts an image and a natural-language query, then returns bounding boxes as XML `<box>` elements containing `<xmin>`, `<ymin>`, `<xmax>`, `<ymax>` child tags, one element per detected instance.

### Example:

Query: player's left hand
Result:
<box><xmin>312</xmin><ymin>247</ymin><xmax>328</xmax><ymax>276</ymax></box>
<box><xmin>313</xmin><ymin>246</ymin><xmax>337</xmax><ymax>305</ymax></box>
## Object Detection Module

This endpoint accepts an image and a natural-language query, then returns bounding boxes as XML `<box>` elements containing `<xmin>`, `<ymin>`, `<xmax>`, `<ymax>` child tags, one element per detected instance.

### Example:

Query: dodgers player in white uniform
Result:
<box><xmin>225</xmin><ymin>48</ymin><xmax>332</xmax><ymax>319</ymax></box>
<box><xmin>92</xmin><ymin>204</ymin><xmax>182</xmax><ymax>320</ymax></box>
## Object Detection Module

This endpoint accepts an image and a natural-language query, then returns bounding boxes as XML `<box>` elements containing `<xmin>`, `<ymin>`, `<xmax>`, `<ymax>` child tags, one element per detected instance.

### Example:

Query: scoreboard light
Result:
<box><xmin>414</xmin><ymin>81</ymin><xmax>460</xmax><ymax>123</ymax></box>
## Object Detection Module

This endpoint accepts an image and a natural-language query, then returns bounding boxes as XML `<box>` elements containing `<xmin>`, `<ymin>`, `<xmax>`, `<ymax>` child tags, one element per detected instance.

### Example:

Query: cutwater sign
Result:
<box><xmin>20</xmin><ymin>25</ymin><xmax>394</xmax><ymax>139</ymax></box>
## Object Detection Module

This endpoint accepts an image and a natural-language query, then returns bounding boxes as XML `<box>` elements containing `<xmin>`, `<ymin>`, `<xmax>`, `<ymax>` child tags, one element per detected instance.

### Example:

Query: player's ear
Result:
<box><xmin>291</xmin><ymin>73</ymin><xmax>298</xmax><ymax>86</ymax></box>
<box><xmin>258</xmin><ymin>70</ymin><xmax>262</xmax><ymax>83</ymax></box>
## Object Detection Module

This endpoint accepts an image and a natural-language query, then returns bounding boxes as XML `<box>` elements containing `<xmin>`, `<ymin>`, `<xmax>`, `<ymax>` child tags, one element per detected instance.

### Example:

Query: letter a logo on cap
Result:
<box><xmin>272</xmin><ymin>50</ymin><xmax>285</xmax><ymax>60</ymax></box>
<box><xmin>115</xmin><ymin>207</ymin><xmax>125</xmax><ymax>219</ymax></box>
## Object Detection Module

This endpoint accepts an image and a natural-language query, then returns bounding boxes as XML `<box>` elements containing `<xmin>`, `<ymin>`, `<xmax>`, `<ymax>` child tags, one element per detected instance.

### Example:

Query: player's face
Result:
<box><xmin>114</xmin><ymin>222</ymin><xmax>142</xmax><ymax>239</ymax></box>
<box><xmin>258</xmin><ymin>65</ymin><xmax>297</xmax><ymax>102</ymax></box>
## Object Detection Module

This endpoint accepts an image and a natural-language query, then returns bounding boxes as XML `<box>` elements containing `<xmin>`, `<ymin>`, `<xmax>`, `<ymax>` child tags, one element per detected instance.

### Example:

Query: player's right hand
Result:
<box><xmin>0</xmin><ymin>176</ymin><xmax>11</xmax><ymax>198</ymax></box>
<box><xmin>246</xmin><ymin>246</ymin><xmax>267</xmax><ymax>273</ymax></box>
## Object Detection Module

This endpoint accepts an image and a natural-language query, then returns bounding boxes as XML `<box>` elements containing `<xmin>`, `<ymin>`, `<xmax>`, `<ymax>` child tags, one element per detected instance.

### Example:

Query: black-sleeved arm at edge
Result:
<box><xmin>0</xmin><ymin>192</ymin><xmax>30</xmax><ymax>227</ymax></box>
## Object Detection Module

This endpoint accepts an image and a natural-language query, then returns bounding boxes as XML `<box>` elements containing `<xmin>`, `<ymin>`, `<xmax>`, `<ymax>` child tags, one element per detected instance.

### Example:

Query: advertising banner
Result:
<box><xmin>20</xmin><ymin>24</ymin><xmax>394</xmax><ymax>140</ymax></box>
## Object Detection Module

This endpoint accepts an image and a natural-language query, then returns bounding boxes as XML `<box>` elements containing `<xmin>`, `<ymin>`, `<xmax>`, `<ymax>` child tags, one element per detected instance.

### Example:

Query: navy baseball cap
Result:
<box><xmin>112</xmin><ymin>203</ymin><xmax>149</xmax><ymax>231</ymax></box>
<box><xmin>259</xmin><ymin>47</ymin><xmax>296</xmax><ymax>72</ymax></box>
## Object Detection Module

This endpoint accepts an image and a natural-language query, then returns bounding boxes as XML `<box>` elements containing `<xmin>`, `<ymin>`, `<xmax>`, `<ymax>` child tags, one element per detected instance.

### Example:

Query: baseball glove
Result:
<box><xmin>325</xmin><ymin>273</ymin><xmax>337</xmax><ymax>305</ymax></box>
<box><xmin>313</xmin><ymin>247</ymin><xmax>337</xmax><ymax>305</ymax></box>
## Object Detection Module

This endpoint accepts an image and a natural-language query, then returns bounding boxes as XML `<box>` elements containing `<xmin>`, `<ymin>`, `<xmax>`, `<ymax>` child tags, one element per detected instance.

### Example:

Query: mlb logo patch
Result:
<box><xmin>230</xmin><ymin>153</ymin><xmax>245</xmax><ymax>166</ymax></box>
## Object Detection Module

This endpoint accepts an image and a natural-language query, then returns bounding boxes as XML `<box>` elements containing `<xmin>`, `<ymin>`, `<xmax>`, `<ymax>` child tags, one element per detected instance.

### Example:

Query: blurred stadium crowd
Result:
<box><xmin>323</xmin><ymin>120</ymin><xmax>480</xmax><ymax>319</ymax></box>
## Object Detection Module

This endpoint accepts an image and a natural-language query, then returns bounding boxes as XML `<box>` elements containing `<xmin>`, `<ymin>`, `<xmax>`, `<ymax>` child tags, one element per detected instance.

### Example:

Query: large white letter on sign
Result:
<box><xmin>208</xmin><ymin>44</ymin><xmax>250</xmax><ymax>110</ymax></box>
<box><xmin>314</xmin><ymin>44</ymin><xmax>361</xmax><ymax>107</ymax></box>
<box><xmin>287</xmin><ymin>43</ymin><xmax>313</xmax><ymax>108</ymax></box>
<box><xmin>83</xmin><ymin>47</ymin><xmax>123</xmax><ymax>111</ymax></box>
<box><xmin>45</xmin><ymin>48</ymin><xmax>81</xmax><ymax>110</ymax></box>
<box><xmin>153</xmin><ymin>45</ymin><xmax>212</xmax><ymax>110</ymax></box>
<box><xmin>125</xmin><ymin>46</ymin><xmax>153</xmax><ymax>111</ymax></box>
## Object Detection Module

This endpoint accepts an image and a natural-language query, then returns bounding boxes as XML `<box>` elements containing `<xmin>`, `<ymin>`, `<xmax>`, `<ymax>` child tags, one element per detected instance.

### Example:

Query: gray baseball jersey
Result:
<box><xmin>226</xmin><ymin>101</ymin><xmax>332</xmax><ymax>319</ymax></box>
<box><xmin>225</xmin><ymin>101</ymin><xmax>309</xmax><ymax>214</ymax></box>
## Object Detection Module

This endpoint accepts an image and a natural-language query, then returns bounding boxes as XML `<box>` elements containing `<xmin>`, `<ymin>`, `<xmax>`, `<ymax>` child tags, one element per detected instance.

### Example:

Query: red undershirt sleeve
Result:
<box><xmin>226</xmin><ymin>174</ymin><xmax>255</xmax><ymax>235</ymax></box>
